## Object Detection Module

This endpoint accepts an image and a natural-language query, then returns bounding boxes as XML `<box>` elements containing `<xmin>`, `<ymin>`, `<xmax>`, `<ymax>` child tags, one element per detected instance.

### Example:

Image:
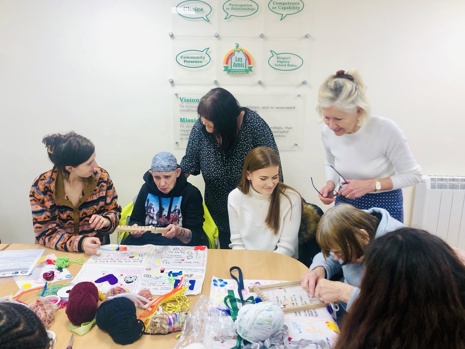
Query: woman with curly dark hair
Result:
<box><xmin>334</xmin><ymin>227</ymin><xmax>465</xmax><ymax>349</ymax></box>
<box><xmin>30</xmin><ymin>131</ymin><xmax>121</xmax><ymax>255</ymax></box>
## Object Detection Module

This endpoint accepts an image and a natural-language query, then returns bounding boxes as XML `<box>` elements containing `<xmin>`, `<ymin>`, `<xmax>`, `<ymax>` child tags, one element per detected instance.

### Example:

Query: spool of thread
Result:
<box><xmin>57</xmin><ymin>285</ymin><xmax>73</xmax><ymax>301</ymax></box>
<box><xmin>96</xmin><ymin>297</ymin><xmax>144</xmax><ymax>345</ymax></box>
<box><xmin>235</xmin><ymin>302</ymin><xmax>285</xmax><ymax>343</ymax></box>
<box><xmin>65</xmin><ymin>282</ymin><xmax>99</xmax><ymax>326</ymax></box>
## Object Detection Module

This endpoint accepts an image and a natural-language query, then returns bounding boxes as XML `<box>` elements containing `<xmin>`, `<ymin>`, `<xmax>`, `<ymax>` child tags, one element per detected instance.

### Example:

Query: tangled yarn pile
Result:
<box><xmin>29</xmin><ymin>297</ymin><xmax>59</xmax><ymax>328</ymax></box>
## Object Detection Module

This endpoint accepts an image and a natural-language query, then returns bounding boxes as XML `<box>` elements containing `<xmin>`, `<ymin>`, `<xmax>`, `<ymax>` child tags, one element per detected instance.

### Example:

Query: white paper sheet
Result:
<box><xmin>0</xmin><ymin>249</ymin><xmax>44</xmax><ymax>277</ymax></box>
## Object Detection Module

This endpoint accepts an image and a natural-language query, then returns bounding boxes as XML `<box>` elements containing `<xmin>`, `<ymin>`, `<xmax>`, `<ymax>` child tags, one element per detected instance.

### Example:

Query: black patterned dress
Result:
<box><xmin>180</xmin><ymin>108</ymin><xmax>280</xmax><ymax>249</ymax></box>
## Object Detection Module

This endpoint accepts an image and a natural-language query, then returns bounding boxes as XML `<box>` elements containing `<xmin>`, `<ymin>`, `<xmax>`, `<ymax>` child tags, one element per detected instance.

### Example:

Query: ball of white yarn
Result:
<box><xmin>236</xmin><ymin>302</ymin><xmax>284</xmax><ymax>343</ymax></box>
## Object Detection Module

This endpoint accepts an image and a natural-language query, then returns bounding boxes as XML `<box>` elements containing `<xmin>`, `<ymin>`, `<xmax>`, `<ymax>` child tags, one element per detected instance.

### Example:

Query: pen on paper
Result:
<box><xmin>99</xmin><ymin>245</ymin><xmax>128</xmax><ymax>251</ymax></box>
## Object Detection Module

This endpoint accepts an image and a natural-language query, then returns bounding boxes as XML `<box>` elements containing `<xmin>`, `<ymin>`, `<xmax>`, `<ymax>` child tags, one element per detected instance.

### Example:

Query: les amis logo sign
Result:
<box><xmin>223</xmin><ymin>43</ymin><xmax>254</xmax><ymax>74</ymax></box>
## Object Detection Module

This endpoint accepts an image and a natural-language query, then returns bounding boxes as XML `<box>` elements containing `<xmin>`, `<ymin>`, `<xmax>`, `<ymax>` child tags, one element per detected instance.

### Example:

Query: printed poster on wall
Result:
<box><xmin>174</xmin><ymin>92</ymin><xmax>304</xmax><ymax>150</ymax></box>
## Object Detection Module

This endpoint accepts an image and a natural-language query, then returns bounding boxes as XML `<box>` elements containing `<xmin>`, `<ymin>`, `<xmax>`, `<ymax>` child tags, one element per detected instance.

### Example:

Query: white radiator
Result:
<box><xmin>411</xmin><ymin>175</ymin><xmax>465</xmax><ymax>249</ymax></box>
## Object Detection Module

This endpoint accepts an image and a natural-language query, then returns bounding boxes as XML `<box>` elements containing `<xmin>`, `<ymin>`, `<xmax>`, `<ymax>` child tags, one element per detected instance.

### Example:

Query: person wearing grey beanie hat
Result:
<box><xmin>0</xmin><ymin>302</ymin><xmax>50</xmax><ymax>349</ymax></box>
<box><xmin>123</xmin><ymin>151</ymin><xmax>209</xmax><ymax>247</ymax></box>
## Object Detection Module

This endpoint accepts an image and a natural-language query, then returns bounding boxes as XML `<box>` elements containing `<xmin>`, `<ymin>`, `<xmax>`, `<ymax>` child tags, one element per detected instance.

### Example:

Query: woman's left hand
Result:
<box><xmin>89</xmin><ymin>214</ymin><xmax>110</xmax><ymax>230</ymax></box>
<box><xmin>337</xmin><ymin>179</ymin><xmax>375</xmax><ymax>199</ymax></box>
<box><xmin>315</xmin><ymin>279</ymin><xmax>354</xmax><ymax>304</ymax></box>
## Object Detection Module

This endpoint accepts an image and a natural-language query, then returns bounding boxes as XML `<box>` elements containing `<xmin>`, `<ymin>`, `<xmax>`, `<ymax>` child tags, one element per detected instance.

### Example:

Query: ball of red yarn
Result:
<box><xmin>65</xmin><ymin>282</ymin><xmax>99</xmax><ymax>326</ymax></box>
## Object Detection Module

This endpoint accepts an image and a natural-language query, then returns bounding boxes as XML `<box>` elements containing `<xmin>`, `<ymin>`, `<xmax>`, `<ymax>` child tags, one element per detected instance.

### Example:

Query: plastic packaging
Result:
<box><xmin>174</xmin><ymin>296</ymin><xmax>236</xmax><ymax>348</ymax></box>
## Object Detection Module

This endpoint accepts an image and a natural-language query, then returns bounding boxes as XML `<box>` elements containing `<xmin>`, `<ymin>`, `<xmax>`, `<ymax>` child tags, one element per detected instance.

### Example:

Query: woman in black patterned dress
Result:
<box><xmin>181</xmin><ymin>88</ymin><xmax>280</xmax><ymax>248</ymax></box>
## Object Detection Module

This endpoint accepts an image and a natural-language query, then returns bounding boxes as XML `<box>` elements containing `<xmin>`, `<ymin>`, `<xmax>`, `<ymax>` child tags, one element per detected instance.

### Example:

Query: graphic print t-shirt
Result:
<box><xmin>144</xmin><ymin>194</ymin><xmax>182</xmax><ymax>227</ymax></box>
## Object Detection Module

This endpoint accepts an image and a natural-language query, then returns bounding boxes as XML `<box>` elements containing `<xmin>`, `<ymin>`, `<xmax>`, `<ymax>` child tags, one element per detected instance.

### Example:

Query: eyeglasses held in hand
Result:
<box><xmin>311</xmin><ymin>165</ymin><xmax>348</xmax><ymax>197</ymax></box>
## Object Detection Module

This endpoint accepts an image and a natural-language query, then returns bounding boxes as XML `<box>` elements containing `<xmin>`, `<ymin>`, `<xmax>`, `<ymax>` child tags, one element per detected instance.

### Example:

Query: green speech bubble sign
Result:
<box><xmin>268</xmin><ymin>50</ymin><xmax>303</xmax><ymax>71</ymax></box>
<box><xmin>176</xmin><ymin>48</ymin><xmax>211</xmax><ymax>69</ymax></box>
<box><xmin>268</xmin><ymin>0</ymin><xmax>304</xmax><ymax>20</ymax></box>
<box><xmin>176</xmin><ymin>0</ymin><xmax>212</xmax><ymax>22</ymax></box>
<box><xmin>223</xmin><ymin>0</ymin><xmax>259</xmax><ymax>20</ymax></box>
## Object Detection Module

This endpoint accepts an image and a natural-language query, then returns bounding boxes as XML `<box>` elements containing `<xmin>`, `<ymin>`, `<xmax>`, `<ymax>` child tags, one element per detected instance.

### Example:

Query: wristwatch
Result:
<box><xmin>375</xmin><ymin>180</ymin><xmax>382</xmax><ymax>192</ymax></box>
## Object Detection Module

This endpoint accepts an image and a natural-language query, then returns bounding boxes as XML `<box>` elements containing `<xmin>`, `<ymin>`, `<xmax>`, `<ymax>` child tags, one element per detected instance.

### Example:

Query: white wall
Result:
<box><xmin>1</xmin><ymin>0</ymin><xmax>464</xmax><ymax>244</ymax></box>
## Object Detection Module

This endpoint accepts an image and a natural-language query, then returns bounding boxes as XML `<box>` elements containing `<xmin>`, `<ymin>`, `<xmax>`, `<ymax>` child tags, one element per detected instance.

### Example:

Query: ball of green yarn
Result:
<box><xmin>55</xmin><ymin>257</ymin><xmax>70</xmax><ymax>271</ymax></box>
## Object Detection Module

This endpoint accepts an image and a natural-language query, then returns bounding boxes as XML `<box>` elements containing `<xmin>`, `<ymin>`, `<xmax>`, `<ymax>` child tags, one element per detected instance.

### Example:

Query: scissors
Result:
<box><xmin>66</xmin><ymin>333</ymin><xmax>74</xmax><ymax>349</ymax></box>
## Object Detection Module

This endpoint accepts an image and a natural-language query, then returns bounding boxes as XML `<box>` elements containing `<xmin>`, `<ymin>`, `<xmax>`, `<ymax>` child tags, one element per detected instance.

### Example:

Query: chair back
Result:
<box><xmin>203</xmin><ymin>202</ymin><xmax>219</xmax><ymax>249</ymax></box>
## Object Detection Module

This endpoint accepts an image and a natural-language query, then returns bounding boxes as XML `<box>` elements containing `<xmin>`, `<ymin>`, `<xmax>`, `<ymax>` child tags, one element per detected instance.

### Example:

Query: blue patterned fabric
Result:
<box><xmin>335</xmin><ymin>189</ymin><xmax>404</xmax><ymax>222</ymax></box>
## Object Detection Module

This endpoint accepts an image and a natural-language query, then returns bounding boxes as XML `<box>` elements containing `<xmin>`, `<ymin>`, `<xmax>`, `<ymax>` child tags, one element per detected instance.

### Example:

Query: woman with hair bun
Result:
<box><xmin>30</xmin><ymin>131</ymin><xmax>121</xmax><ymax>255</ymax></box>
<box><xmin>314</xmin><ymin>70</ymin><xmax>422</xmax><ymax>222</ymax></box>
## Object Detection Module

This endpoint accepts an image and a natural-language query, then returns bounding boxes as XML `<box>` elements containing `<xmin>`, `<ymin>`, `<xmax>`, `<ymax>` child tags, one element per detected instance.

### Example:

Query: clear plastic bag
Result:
<box><xmin>174</xmin><ymin>295</ymin><xmax>237</xmax><ymax>348</ymax></box>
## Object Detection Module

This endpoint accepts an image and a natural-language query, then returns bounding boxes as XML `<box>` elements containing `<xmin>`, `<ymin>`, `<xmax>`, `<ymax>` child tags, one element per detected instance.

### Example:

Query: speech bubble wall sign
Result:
<box><xmin>268</xmin><ymin>0</ymin><xmax>304</xmax><ymax>21</ymax></box>
<box><xmin>176</xmin><ymin>0</ymin><xmax>212</xmax><ymax>22</ymax></box>
<box><xmin>268</xmin><ymin>50</ymin><xmax>304</xmax><ymax>71</ymax></box>
<box><xmin>223</xmin><ymin>0</ymin><xmax>259</xmax><ymax>20</ymax></box>
<box><xmin>176</xmin><ymin>48</ymin><xmax>211</xmax><ymax>69</ymax></box>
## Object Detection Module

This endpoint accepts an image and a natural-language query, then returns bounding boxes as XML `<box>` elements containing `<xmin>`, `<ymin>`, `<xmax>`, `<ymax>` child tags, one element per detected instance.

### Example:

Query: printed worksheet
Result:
<box><xmin>207</xmin><ymin>277</ymin><xmax>339</xmax><ymax>348</ymax></box>
<box><xmin>0</xmin><ymin>249</ymin><xmax>44</xmax><ymax>278</ymax></box>
<box><xmin>73</xmin><ymin>245</ymin><xmax>207</xmax><ymax>295</ymax></box>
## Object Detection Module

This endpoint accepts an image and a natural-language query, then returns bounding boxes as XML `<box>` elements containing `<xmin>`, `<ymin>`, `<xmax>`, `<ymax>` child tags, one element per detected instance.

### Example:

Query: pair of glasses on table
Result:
<box><xmin>311</xmin><ymin>165</ymin><xmax>348</xmax><ymax>197</ymax></box>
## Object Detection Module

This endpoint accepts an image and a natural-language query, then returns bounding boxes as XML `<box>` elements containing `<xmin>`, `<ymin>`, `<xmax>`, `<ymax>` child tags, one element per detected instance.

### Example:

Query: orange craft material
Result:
<box><xmin>138</xmin><ymin>277</ymin><xmax>187</xmax><ymax>326</ymax></box>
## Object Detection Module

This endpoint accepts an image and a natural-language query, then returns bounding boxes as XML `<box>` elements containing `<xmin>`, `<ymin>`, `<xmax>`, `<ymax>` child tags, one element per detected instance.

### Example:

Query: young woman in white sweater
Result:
<box><xmin>227</xmin><ymin>146</ymin><xmax>302</xmax><ymax>258</ymax></box>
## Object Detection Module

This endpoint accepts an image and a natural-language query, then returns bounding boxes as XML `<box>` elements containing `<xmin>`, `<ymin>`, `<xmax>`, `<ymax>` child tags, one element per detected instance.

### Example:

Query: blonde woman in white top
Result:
<box><xmin>228</xmin><ymin>147</ymin><xmax>302</xmax><ymax>258</ymax></box>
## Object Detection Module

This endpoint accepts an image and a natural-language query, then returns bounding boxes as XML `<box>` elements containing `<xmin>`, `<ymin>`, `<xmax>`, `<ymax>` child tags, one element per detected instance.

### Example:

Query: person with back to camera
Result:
<box><xmin>228</xmin><ymin>147</ymin><xmax>301</xmax><ymax>258</ymax></box>
<box><xmin>334</xmin><ymin>227</ymin><xmax>465</xmax><ymax>349</ymax></box>
<box><xmin>0</xmin><ymin>302</ymin><xmax>51</xmax><ymax>349</ymax></box>
<box><xmin>300</xmin><ymin>204</ymin><xmax>404</xmax><ymax>313</ymax></box>
<box><xmin>181</xmin><ymin>87</ymin><xmax>281</xmax><ymax>249</ymax></box>
<box><xmin>123</xmin><ymin>152</ymin><xmax>208</xmax><ymax>247</ymax></box>
<box><xmin>314</xmin><ymin>70</ymin><xmax>422</xmax><ymax>222</ymax></box>
<box><xmin>30</xmin><ymin>131</ymin><xmax>121</xmax><ymax>255</ymax></box>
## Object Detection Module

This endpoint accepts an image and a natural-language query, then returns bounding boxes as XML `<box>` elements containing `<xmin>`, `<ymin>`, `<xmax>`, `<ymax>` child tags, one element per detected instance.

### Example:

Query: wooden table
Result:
<box><xmin>0</xmin><ymin>243</ymin><xmax>9</xmax><ymax>251</ymax></box>
<box><xmin>0</xmin><ymin>244</ymin><xmax>309</xmax><ymax>348</ymax></box>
